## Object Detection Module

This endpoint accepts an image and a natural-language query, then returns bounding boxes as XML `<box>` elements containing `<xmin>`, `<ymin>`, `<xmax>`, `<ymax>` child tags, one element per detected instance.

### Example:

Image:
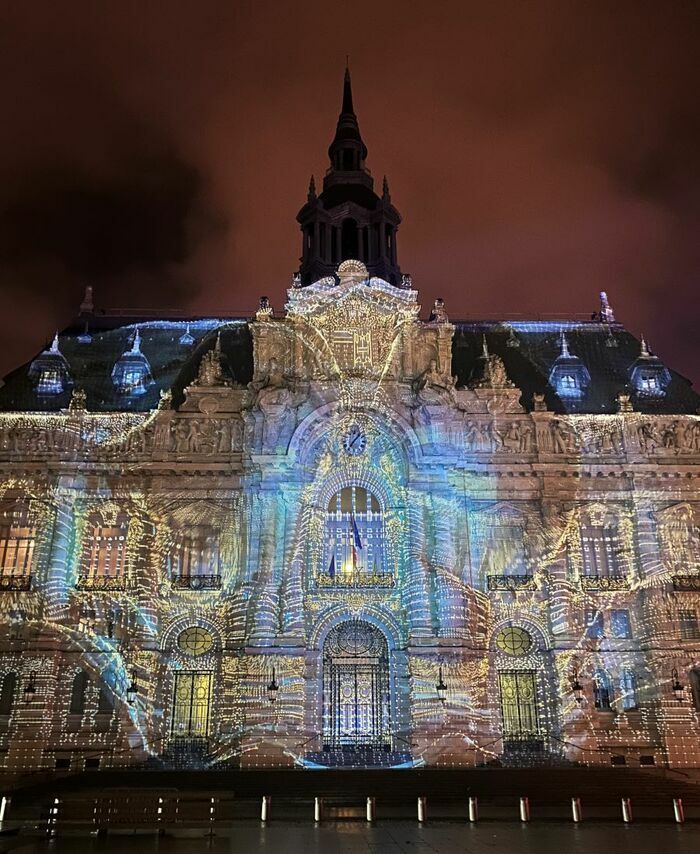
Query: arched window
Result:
<box><xmin>619</xmin><ymin>670</ymin><xmax>638</xmax><ymax>711</ymax></box>
<box><xmin>580</xmin><ymin>516</ymin><xmax>622</xmax><ymax>577</ymax></box>
<box><xmin>323</xmin><ymin>486</ymin><xmax>386</xmax><ymax>583</ymax></box>
<box><xmin>593</xmin><ymin>669</ymin><xmax>613</xmax><ymax>710</ymax></box>
<box><xmin>69</xmin><ymin>671</ymin><xmax>89</xmax><ymax>716</ymax></box>
<box><xmin>0</xmin><ymin>673</ymin><xmax>17</xmax><ymax>717</ymax></box>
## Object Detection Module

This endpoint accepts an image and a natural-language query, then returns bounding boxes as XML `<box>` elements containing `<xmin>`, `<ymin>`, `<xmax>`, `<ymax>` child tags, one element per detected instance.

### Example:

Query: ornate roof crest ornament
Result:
<box><xmin>616</xmin><ymin>391</ymin><xmax>634</xmax><ymax>413</ymax></box>
<box><xmin>599</xmin><ymin>291</ymin><xmax>616</xmax><ymax>323</ymax></box>
<box><xmin>196</xmin><ymin>332</ymin><xmax>227</xmax><ymax>387</ymax></box>
<box><xmin>471</xmin><ymin>336</ymin><xmax>515</xmax><ymax>389</ymax></box>
<box><xmin>256</xmin><ymin>296</ymin><xmax>274</xmax><ymax>320</ymax></box>
<box><xmin>68</xmin><ymin>387</ymin><xmax>87</xmax><ymax>412</ymax></box>
<box><xmin>429</xmin><ymin>298</ymin><xmax>448</xmax><ymax>323</ymax></box>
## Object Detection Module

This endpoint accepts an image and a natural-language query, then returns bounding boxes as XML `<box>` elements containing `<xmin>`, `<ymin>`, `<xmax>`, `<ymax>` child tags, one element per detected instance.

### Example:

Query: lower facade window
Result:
<box><xmin>679</xmin><ymin>610</ymin><xmax>700</xmax><ymax>640</ymax></box>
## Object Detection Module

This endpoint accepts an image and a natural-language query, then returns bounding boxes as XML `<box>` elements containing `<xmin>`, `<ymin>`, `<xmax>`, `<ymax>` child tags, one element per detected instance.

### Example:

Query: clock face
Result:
<box><xmin>342</xmin><ymin>424</ymin><xmax>367</xmax><ymax>456</ymax></box>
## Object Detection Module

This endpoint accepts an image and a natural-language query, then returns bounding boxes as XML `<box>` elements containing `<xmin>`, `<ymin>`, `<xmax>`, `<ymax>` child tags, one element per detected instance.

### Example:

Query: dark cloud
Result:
<box><xmin>0</xmin><ymin>0</ymin><xmax>698</xmax><ymax>383</ymax></box>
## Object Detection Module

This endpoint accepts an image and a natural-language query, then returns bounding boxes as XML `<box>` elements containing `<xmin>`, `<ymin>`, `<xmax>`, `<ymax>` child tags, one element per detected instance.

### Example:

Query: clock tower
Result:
<box><xmin>296</xmin><ymin>68</ymin><xmax>404</xmax><ymax>287</ymax></box>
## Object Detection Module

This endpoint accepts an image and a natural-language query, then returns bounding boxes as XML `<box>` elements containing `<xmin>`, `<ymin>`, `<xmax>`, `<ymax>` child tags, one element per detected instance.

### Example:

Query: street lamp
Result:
<box><xmin>571</xmin><ymin>667</ymin><xmax>584</xmax><ymax>704</ymax></box>
<box><xmin>126</xmin><ymin>669</ymin><xmax>138</xmax><ymax>704</ymax></box>
<box><xmin>267</xmin><ymin>667</ymin><xmax>279</xmax><ymax>704</ymax></box>
<box><xmin>436</xmin><ymin>666</ymin><xmax>448</xmax><ymax>704</ymax></box>
<box><xmin>671</xmin><ymin>667</ymin><xmax>684</xmax><ymax>702</ymax></box>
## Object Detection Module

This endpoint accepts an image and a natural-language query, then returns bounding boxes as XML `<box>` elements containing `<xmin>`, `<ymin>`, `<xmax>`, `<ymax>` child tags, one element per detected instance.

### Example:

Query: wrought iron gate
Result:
<box><xmin>323</xmin><ymin>620</ymin><xmax>390</xmax><ymax>749</ymax></box>
<box><xmin>498</xmin><ymin>670</ymin><xmax>539</xmax><ymax>736</ymax></box>
<box><xmin>171</xmin><ymin>672</ymin><xmax>212</xmax><ymax>738</ymax></box>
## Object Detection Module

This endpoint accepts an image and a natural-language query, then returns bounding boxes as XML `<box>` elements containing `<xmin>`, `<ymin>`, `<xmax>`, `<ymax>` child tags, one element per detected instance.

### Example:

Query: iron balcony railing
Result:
<box><xmin>316</xmin><ymin>572</ymin><xmax>395</xmax><ymax>589</ymax></box>
<box><xmin>580</xmin><ymin>574</ymin><xmax>630</xmax><ymax>591</ymax></box>
<box><xmin>171</xmin><ymin>574</ymin><xmax>222</xmax><ymax>591</ymax></box>
<box><xmin>671</xmin><ymin>575</ymin><xmax>700</xmax><ymax>592</ymax></box>
<box><xmin>75</xmin><ymin>575</ymin><xmax>134</xmax><ymax>591</ymax></box>
<box><xmin>487</xmin><ymin>574</ymin><xmax>536</xmax><ymax>591</ymax></box>
<box><xmin>0</xmin><ymin>574</ymin><xmax>31</xmax><ymax>591</ymax></box>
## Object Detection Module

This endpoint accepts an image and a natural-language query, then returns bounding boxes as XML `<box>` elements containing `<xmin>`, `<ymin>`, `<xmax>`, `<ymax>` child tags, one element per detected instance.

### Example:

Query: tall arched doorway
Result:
<box><xmin>323</xmin><ymin>620</ymin><xmax>390</xmax><ymax>750</ymax></box>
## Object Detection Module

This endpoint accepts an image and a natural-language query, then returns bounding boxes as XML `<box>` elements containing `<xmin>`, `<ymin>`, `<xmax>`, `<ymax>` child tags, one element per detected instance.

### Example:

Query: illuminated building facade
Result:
<box><xmin>0</xmin><ymin>73</ymin><xmax>700</xmax><ymax>778</ymax></box>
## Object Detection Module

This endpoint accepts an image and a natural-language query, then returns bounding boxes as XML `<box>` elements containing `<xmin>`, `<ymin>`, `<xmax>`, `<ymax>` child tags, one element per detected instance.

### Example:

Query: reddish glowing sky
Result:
<box><xmin>0</xmin><ymin>2</ymin><xmax>698</xmax><ymax>385</ymax></box>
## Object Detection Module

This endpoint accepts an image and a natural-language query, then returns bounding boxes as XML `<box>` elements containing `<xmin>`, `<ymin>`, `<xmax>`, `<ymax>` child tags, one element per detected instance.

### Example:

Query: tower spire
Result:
<box><xmin>328</xmin><ymin>66</ymin><xmax>367</xmax><ymax>171</ymax></box>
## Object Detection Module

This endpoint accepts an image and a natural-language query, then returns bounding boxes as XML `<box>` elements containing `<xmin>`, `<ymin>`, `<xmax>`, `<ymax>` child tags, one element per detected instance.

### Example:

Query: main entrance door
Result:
<box><xmin>323</xmin><ymin>620</ymin><xmax>390</xmax><ymax>750</ymax></box>
<box><xmin>498</xmin><ymin>670</ymin><xmax>539</xmax><ymax>736</ymax></box>
<box><xmin>171</xmin><ymin>672</ymin><xmax>212</xmax><ymax>738</ymax></box>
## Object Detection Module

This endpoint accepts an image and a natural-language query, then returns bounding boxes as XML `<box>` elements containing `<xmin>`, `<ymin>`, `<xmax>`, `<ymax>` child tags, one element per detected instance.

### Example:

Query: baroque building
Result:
<box><xmin>0</xmin><ymin>72</ymin><xmax>700</xmax><ymax>779</ymax></box>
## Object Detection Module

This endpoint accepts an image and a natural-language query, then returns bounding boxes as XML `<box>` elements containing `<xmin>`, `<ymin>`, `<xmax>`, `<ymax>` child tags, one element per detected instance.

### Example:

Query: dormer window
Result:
<box><xmin>629</xmin><ymin>337</ymin><xmax>670</xmax><ymax>399</ymax></box>
<box><xmin>36</xmin><ymin>368</ymin><xmax>64</xmax><ymax>395</ymax></box>
<box><xmin>111</xmin><ymin>328</ymin><xmax>153</xmax><ymax>396</ymax></box>
<box><xmin>548</xmin><ymin>333</ymin><xmax>590</xmax><ymax>401</ymax></box>
<box><xmin>28</xmin><ymin>334</ymin><xmax>71</xmax><ymax>397</ymax></box>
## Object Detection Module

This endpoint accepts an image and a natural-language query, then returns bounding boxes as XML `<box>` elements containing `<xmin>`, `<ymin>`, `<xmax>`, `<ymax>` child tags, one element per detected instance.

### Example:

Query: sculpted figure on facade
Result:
<box><xmin>548</xmin><ymin>418</ymin><xmax>580</xmax><ymax>454</ymax></box>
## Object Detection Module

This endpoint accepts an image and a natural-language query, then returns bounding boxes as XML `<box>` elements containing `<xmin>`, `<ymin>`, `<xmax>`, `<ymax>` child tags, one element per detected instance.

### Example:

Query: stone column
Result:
<box><xmin>404</xmin><ymin>491</ymin><xmax>436</xmax><ymax>637</ymax></box>
<box><xmin>249</xmin><ymin>491</ymin><xmax>281</xmax><ymax>643</ymax></box>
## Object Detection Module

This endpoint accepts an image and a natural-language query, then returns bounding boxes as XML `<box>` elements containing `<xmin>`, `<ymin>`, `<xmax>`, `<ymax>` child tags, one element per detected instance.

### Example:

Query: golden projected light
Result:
<box><xmin>495</xmin><ymin>626</ymin><xmax>532</xmax><ymax>657</ymax></box>
<box><xmin>177</xmin><ymin>626</ymin><xmax>214</xmax><ymax>656</ymax></box>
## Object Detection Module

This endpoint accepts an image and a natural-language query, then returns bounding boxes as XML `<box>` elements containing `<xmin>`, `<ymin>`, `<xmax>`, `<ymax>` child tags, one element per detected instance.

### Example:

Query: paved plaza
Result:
<box><xmin>2</xmin><ymin>822</ymin><xmax>700</xmax><ymax>854</ymax></box>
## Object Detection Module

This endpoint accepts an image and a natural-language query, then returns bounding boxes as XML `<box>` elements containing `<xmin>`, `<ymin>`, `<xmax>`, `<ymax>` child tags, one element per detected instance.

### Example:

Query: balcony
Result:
<box><xmin>171</xmin><ymin>574</ymin><xmax>222</xmax><ymax>591</ymax></box>
<box><xmin>672</xmin><ymin>575</ymin><xmax>700</xmax><ymax>592</ymax></box>
<box><xmin>75</xmin><ymin>574</ymin><xmax>133</xmax><ymax>591</ymax></box>
<box><xmin>316</xmin><ymin>572</ymin><xmax>395</xmax><ymax>589</ymax></box>
<box><xmin>580</xmin><ymin>574</ymin><xmax>630</xmax><ymax>592</ymax></box>
<box><xmin>0</xmin><ymin>574</ymin><xmax>31</xmax><ymax>592</ymax></box>
<box><xmin>487</xmin><ymin>574</ymin><xmax>536</xmax><ymax>592</ymax></box>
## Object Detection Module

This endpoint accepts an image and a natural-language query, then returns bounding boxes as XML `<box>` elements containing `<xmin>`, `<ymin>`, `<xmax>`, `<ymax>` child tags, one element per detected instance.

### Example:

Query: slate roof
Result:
<box><xmin>0</xmin><ymin>314</ymin><xmax>697</xmax><ymax>415</ymax></box>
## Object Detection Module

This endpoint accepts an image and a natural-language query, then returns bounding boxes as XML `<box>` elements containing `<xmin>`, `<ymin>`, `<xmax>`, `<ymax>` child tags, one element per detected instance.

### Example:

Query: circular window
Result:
<box><xmin>495</xmin><ymin>626</ymin><xmax>532</xmax><ymax>657</ymax></box>
<box><xmin>177</xmin><ymin>626</ymin><xmax>214</xmax><ymax>656</ymax></box>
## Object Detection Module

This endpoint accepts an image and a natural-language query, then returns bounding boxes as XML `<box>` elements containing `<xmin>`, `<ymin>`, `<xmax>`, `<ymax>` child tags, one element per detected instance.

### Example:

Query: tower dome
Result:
<box><xmin>296</xmin><ymin>68</ymin><xmax>403</xmax><ymax>286</ymax></box>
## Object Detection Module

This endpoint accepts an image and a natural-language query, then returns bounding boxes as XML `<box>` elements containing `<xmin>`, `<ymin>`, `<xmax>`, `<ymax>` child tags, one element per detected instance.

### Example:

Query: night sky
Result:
<box><xmin>1</xmin><ymin>2</ymin><xmax>698</xmax><ymax>385</ymax></box>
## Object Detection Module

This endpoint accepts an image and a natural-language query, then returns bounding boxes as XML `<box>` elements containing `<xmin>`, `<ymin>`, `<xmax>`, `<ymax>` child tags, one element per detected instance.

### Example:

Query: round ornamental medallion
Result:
<box><xmin>495</xmin><ymin>626</ymin><xmax>532</xmax><ymax>657</ymax></box>
<box><xmin>177</xmin><ymin>626</ymin><xmax>214</xmax><ymax>656</ymax></box>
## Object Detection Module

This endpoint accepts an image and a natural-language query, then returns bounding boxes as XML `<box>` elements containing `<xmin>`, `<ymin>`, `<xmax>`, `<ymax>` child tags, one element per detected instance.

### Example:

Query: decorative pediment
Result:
<box><xmin>284</xmin><ymin>261</ymin><xmax>420</xmax><ymax>376</ymax></box>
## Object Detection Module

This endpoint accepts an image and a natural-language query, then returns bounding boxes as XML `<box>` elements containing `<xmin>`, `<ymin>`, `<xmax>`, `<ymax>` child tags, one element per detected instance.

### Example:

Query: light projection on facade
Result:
<box><xmin>0</xmin><ymin>259</ymin><xmax>699</xmax><ymax>776</ymax></box>
<box><xmin>0</xmin><ymin>68</ymin><xmax>699</xmax><ymax>779</ymax></box>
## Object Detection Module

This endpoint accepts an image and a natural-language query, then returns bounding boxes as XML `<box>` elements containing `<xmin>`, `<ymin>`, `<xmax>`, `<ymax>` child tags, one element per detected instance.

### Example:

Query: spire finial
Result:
<box><xmin>214</xmin><ymin>331</ymin><xmax>222</xmax><ymax>354</ymax></box>
<box><xmin>50</xmin><ymin>333</ymin><xmax>60</xmax><ymax>354</ymax></box>
<box><xmin>640</xmin><ymin>335</ymin><xmax>650</xmax><ymax>357</ymax></box>
<box><xmin>482</xmin><ymin>335</ymin><xmax>489</xmax><ymax>359</ymax></box>
<box><xmin>342</xmin><ymin>63</ymin><xmax>354</xmax><ymax>114</ymax></box>
<box><xmin>599</xmin><ymin>290</ymin><xmax>615</xmax><ymax>323</ymax></box>
<box><xmin>130</xmin><ymin>327</ymin><xmax>142</xmax><ymax>354</ymax></box>
<box><xmin>308</xmin><ymin>175</ymin><xmax>316</xmax><ymax>201</ymax></box>
<box><xmin>382</xmin><ymin>175</ymin><xmax>390</xmax><ymax>201</ymax></box>
<box><xmin>560</xmin><ymin>332</ymin><xmax>571</xmax><ymax>358</ymax></box>
<box><xmin>79</xmin><ymin>285</ymin><xmax>94</xmax><ymax>315</ymax></box>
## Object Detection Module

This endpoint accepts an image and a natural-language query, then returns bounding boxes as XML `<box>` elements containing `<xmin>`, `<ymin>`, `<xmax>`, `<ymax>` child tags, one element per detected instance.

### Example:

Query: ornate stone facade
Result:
<box><xmin>0</xmin><ymin>71</ymin><xmax>699</xmax><ymax>780</ymax></box>
<box><xmin>0</xmin><ymin>259</ymin><xmax>698</xmax><ymax>778</ymax></box>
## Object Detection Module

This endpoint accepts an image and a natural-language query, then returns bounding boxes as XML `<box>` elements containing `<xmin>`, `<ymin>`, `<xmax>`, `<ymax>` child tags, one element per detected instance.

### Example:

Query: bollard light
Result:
<box><xmin>436</xmin><ymin>666</ymin><xmax>448</xmax><ymax>704</ymax></box>
<box><xmin>671</xmin><ymin>668</ymin><xmax>684</xmax><ymax>702</ymax></box>
<box><xmin>267</xmin><ymin>667</ymin><xmax>279</xmax><ymax>704</ymax></box>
